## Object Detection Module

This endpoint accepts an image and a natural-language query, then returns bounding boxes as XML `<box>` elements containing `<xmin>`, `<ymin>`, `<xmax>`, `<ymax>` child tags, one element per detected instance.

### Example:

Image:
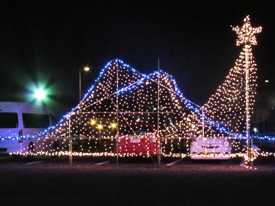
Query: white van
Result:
<box><xmin>0</xmin><ymin>102</ymin><xmax>54</xmax><ymax>154</ymax></box>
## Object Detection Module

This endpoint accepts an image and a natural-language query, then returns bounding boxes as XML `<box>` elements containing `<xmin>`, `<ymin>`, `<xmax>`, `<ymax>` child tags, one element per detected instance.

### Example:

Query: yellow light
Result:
<box><xmin>97</xmin><ymin>124</ymin><xmax>103</xmax><ymax>130</ymax></box>
<box><xmin>84</xmin><ymin>66</ymin><xmax>90</xmax><ymax>72</ymax></box>
<box><xmin>90</xmin><ymin>119</ymin><xmax>96</xmax><ymax>125</ymax></box>
<box><xmin>110</xmin><ymin>122</ymin><xmax>117</xmax><ymax>129</ymax></box>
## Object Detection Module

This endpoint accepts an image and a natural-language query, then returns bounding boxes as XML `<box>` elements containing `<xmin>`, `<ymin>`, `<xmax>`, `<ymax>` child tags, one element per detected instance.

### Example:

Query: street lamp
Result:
<box><xmin>34</xmin><ymin>88</ymin><xmax>47</xmax><ymax>101</ymax></box>
<box><xmin>31</xmin><ymin>86</ymin><xmax>49</xmax><ymax>105</ymax></box>
<box><xmin>79</xmin><ymin>66</ymin><xmax>90</xmax><ymax>102</ymax></box>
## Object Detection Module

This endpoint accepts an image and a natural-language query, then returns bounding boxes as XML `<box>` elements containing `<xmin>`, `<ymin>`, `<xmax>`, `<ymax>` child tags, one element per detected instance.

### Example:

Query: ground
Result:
<box><xmin>0</xmin><ymin>156</ymin><xmax>275</xmax><ymax>206</ymax></box>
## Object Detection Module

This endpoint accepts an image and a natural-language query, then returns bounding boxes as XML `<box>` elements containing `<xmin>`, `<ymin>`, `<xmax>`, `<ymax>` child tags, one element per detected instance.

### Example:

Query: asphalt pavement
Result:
<box><xmin>0</xmin><ymin>156</ymin><xmax>275</xmax><ymax>206</ymax></box>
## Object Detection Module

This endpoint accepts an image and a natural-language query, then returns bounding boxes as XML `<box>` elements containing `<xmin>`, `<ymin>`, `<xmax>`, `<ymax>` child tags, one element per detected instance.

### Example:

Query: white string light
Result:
<box><xmin>8</xmin><ymin>16</ymin><xmax>269</xmax><ymax>163</ymax></box>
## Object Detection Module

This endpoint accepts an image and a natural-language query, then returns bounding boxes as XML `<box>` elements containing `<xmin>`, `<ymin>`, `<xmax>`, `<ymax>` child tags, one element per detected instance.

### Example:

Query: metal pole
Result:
<box><xmin>69</xmin><ymin>115</ymin><xmax>72</xmax><ymax>165</ymax></box>
<box><xmin>116</xmin><ymin>62</ymin><xmax>119</xmax><ymax>165</ymax></box>
<box><xmin>245</xmin><ymin>45</ymin><xmax>251</xmax><ymax>167</ymax></box>
<box><xmin>202</xmin><ymin>106</ymin><xmax>205</xmax><ymax>138</ymax></box>
<box><xmin>79</xmin><ymin>68</ymin><xmax>81</xmax><ymax>103</ymax></box>
<box><xmin>157</xmin><ymin>57</ymin><xmax>161</xmax><ymax>166</ymax></box>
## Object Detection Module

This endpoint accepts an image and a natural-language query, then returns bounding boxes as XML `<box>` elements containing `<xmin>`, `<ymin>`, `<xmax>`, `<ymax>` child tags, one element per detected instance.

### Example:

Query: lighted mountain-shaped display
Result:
<box><xmin>13</xmin><ymin>16</ymin><xmax>261</xmax><ymax>159</ymax></box>
<box><xmin>22</xmin><ymin>59</ymin><xmax>228</xmax><ymax>156</ymax></box>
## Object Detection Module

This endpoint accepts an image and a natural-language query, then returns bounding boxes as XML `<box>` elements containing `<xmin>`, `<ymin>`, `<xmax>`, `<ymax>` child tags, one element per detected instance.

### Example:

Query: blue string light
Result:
<box><xmin>1</xmin><ymin>58</ymin><xmax>251</xmax><ymax>141</ymax></box>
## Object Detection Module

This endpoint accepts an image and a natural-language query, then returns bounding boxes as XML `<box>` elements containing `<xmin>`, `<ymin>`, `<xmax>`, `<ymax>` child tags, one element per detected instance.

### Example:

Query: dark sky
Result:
<box><xmin>0</xmin><ymin>0</ymin><xmax>274</xmax><ymax>118</ymax></box>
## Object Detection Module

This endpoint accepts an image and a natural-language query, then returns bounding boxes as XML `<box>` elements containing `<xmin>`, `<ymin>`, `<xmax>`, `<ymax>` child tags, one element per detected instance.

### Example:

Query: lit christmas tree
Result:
<box><xmin>203</xmin><ymin>15</ymin><xmax>262</xmax><ymax>165</ymax></box>
<box><xmin>203</xmin><ymin>16</ymin><xmax>262</xmax><ymax>137</ymax></box>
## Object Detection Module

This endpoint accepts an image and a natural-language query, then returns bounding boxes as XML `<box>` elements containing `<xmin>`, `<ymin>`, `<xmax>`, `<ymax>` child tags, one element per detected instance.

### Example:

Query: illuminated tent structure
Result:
<box><xmin>12</xmin><ymin>16</ymin><xmax>264</xmax><ymax>164</ymax></box>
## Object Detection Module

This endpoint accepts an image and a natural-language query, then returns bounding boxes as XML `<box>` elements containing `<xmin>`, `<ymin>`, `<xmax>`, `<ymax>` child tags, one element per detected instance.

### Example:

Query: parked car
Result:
<box><xmin>0</xmin><ymin>102</ymin><xmax>55</xmax><ymax>154</ymax></box>
<box><xmin>190</xmin><ymin>137</ymin><xmax>231</xmax><ymax>160</ymax></box>
<box><xmin>114</xmin><ymin>123</ymin><xmax>158</xmax><ymax>156</ymax></box>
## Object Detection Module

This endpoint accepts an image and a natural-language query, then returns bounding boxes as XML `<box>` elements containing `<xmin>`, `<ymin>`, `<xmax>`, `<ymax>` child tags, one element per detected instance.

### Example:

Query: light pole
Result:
<box><xmin>69</xmin><ymin>114</ymin><xmax>72</xmax><ymax>165</ymax></box>
<box><xmin>79</xmin><ymin>66</ymin><xmax>90</xmax><ymax>103</ymax></box>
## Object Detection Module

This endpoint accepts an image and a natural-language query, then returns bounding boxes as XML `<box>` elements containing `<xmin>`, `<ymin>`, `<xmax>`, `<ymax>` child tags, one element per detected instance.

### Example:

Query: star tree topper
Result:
<box><xmin>232</xmin><ymin>15</ymin><xmax>262</xmax><ymax>46</ymax></box>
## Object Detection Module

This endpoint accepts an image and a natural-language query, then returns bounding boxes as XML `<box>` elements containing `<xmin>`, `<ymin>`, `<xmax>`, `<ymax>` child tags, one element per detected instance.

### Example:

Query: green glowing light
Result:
<box><xmin>34</xmin><ymin>88</ymin><xmax>47</xmax><ymax>101</ymax></box>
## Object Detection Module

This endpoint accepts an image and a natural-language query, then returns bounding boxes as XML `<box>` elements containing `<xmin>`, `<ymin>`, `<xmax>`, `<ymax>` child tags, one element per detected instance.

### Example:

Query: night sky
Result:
<box><xmin>0</xmin><ymin>0</ymin><xmax>274</xmax><ymax>118</ymax></box>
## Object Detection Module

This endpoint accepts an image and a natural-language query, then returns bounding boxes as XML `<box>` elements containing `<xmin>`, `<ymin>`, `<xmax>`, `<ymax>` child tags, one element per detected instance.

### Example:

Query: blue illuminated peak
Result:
<box><xmin>13</xmin><ymin>58</ymin><xmax>231</xmax><ymax>141</ymax></box>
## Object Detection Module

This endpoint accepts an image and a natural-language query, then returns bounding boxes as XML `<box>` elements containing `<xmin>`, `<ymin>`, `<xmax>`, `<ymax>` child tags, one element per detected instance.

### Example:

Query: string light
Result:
<box><xmin>6</xmin><ymin>16</ymin><xmax>270</xmax><ymax>163</ymax></box>
<box><xmin>203</xmin><ymin>15</ymin><xmax>262</xmax><ymax>165</ymax></box>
